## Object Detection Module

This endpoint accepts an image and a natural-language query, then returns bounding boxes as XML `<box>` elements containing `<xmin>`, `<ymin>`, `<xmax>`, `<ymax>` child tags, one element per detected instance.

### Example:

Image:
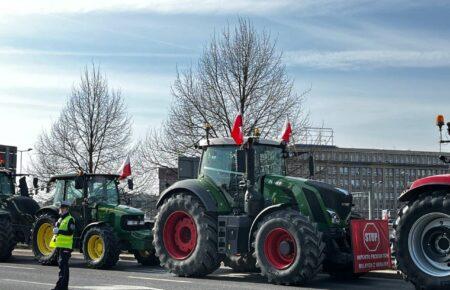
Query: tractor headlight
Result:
<box><xmin>326</xmin><ymin>209</ymin><xmax>341</xmax><ymax>224</ymax></box>
<box><xmin>126</xmin><ymin>220</ymin><xmax>146</xmax><ymax>226</ymax></box>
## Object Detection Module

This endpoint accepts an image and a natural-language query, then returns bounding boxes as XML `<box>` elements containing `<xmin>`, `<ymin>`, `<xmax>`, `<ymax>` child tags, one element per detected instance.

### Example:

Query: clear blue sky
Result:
<box><xmin>1</xmin><ymin>0</ymin><xmax>449</xmax><ymax>164</ymax></box>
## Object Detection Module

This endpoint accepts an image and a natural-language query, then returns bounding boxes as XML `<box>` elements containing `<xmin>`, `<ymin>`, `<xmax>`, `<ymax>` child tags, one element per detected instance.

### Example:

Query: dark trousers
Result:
<box><xmin>54</xmin><ymin>248</ymin><xmax>71</xmax><ymax>290</ymax></box>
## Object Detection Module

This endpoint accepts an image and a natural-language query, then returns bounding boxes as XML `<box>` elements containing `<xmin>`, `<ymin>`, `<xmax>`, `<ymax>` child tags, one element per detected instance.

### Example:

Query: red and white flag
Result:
<box><xmin>279</xmin><ymin>118</ymin><xmax>292</xmax><ymax>143</ymax></box>
<box><xmin>231</xmin><ymin>114</ymin><xmax>244</xmax><ymax>145</ymax></box>
<box><xmin>117</xmin><ymin>155</ymin><xmax>131</xmax><ymax>180</ymax></box>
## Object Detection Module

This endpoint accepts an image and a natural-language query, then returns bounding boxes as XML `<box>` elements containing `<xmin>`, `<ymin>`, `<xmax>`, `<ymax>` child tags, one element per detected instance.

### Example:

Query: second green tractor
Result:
<box><xmin>31</xmin><ymin>173</ymin><xmax>158</xmax><ymax>269</ymax></box>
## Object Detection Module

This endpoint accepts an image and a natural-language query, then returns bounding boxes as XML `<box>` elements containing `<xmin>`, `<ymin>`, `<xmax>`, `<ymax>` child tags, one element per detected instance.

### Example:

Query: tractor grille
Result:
<box><xmin>120</xmin><ymin>215</ymin><xmax>149</xmax><ymax>231</ymax></box>
<box><xmin>303</xmin><ymin>188</ymin><xmax>327</xmax><ymax>223</ymax></box>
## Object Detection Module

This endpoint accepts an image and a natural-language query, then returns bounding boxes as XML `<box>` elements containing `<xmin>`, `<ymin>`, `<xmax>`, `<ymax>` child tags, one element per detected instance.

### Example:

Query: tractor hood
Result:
<box><xmin>304</xmin><ymin>179</ymin><xmax>353</xmax><ymax>221</ymax></box>
<box><xmin>409</xmin><ymin>174</ymin><xmax>450</xmax><ymax>190</ymax></box>
<box><xmin>98</xmin><ymin>204</ymin><xmax>144</xmax><ymax>216</ymax></box>
<box><xmin>264</xmin><ymin>175</ymin><xmax>353</xmax><ymax>222</ymax></box>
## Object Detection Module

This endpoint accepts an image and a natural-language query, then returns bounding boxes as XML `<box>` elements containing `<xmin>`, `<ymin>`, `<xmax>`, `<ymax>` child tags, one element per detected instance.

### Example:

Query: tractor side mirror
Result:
<box><xmin>127</xmin><ymin>179</ymin><xmax>134</xmax><ymax>190</ymax></box>
<box><xmin>75</xmin><ymin>176</ymin><xmax>85</xmax><ymax>190</ymax></box>
<box><xmin>33</xmin><ymin>177</ymin><xmax>39</xmax><ymax>189</ymax></box>
<box><xmin>18</xmin><ymin>177</ymin><xmax>29</xmax><ymax>197</ymax></box>
<box><xmin>237</xmin><ymin>149</ymin><xmax>246</xmax><ymax>173</ymax></box>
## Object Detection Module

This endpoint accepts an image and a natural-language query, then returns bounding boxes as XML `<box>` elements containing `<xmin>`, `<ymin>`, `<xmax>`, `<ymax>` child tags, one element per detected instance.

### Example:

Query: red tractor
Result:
<box><xmin>395</xmin><ymin>115</ymin><xmax>450</xmax><ymax>290</ymax></box>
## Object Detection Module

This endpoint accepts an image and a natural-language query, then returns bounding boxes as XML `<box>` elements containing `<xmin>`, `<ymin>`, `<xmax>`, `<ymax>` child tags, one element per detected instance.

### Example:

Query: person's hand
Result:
<box><xmin>53</xmin><ymin>227</ymin><xmax>59</xmax><ymax>234</ymax></box>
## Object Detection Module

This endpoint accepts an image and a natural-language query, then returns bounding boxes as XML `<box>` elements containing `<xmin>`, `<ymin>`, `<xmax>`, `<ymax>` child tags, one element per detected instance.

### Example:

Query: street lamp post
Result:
<box><xmin>18</xmin><ymin>148</ymin><xmax>33</xmax><ymax>174</ymax></box>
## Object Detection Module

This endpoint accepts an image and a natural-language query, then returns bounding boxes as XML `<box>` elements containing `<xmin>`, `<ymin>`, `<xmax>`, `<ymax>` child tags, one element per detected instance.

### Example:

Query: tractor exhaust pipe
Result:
<box><xmin>244</xmin><ymin>138</ymin><xmax>264</xmax><ymax>217</ymax></box>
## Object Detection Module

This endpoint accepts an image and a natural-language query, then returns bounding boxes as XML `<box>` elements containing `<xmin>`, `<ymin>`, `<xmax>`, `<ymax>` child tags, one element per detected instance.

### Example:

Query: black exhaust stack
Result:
<box><xmin>244</xmin><ymin>137</ymin><xmax>264</xmax><ymax>217</ymax></box>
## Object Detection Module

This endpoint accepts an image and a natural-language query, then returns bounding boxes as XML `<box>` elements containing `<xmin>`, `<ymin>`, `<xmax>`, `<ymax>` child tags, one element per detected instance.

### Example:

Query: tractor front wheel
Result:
<box><xmin>133</xmin><ymin>249</ymin><xmax>159</xmax><ymax>266</ymax></box>
<box><xmin>253</xmin><ymin>210</ymin><xmax>325</xmax><ymax>285</ymax></box>
<box><xmin>153</xmin><ymin>193</ymin><xmax>221</xmax><ymax>277</ymax></box>
<box><xmin>31</xmin><ymin>213</ymin><xmax>58</xmax><ymax>265</ymax></box>
<box><xmin>0</xmin><ymin>216</ymin><xmax>16</xmax><ymax>261</ymax></box>
<box><xmin>395</xmin><ymin>192</ymin><xmax>450</xmax><ymax>290</ymax></box>
<box><xmin>82</xmin><ymin>226</ymin><xmax>120</xmax><ymax>269</ymax></box>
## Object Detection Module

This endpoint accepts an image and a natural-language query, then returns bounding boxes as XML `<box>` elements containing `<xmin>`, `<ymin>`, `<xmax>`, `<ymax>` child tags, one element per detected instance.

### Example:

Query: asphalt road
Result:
<box><xmin>0</xmin><ymin>249</ymin><xmax>414</xmax><ymax>290</ymax></box>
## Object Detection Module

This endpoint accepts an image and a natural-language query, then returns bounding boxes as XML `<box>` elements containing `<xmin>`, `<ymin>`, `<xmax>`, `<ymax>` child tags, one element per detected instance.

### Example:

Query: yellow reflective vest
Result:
<box><xmin>49</xmin><ymin>215</ymin><xmax>74</xmax><ymax>249</ymax></box>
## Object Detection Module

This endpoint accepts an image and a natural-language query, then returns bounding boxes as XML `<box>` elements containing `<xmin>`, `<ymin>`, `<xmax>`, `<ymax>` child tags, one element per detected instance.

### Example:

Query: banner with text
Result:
<box><xmin>351</xmin><ymin>219</ymin><xmax>392</xmax><ymax>273</ymax></box>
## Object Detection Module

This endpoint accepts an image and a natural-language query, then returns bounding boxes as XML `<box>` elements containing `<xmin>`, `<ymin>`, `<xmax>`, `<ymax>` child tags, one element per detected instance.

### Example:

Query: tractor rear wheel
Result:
<box><xmin>395</xmin><ymin>192</ymin><xmax>450</xmax><ymax>290</ymax></box>
<box><xmin>224</xmin><ymin>254</ymin><xmax>258</xmax><ymax>273</ymax></box>
<box><xmin>0</xmin><ymin>216</ymin><xmax>16</xmax><ymax>261</ymax></box>
<box><xmin>82</xmin><ymin>226</ymin><xmax>120</xmax><ymax>269</ymax></box>
<box><xmin>253</xmin><ymin>210</ymin><xmax>325</xmax><ymax>285</ymax></box>
<box><xmin>153</xmin><ymin>193</ymin><xmax>221</xmax><ymax>277</ymax></box>
<box><xmin>31</xmin><ymin>213</ymin><xmax>58</xmax><ymax>265</ymax></box>
<box><xmin>133</xmin><ymin>249</ymin><xmax>159</xmax><ymax>266</ymax></box>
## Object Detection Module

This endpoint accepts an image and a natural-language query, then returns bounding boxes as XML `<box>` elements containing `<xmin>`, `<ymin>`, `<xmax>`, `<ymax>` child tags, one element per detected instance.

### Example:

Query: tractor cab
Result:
<box><xmin>48</xmin><ymin>174</ymin><xmax>122</xmax><ymax>208</ymax></box>
<box><xmin>197</xmin><ymin>137</ymin><xmax>286</xmax><ymax>203</ymax></box>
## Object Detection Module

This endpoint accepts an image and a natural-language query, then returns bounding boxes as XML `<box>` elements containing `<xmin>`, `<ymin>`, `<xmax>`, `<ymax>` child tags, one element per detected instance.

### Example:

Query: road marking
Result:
<box><xmin>0</xmin><ymin>265</ymin><xmax>35</xmax><ymax>270</ymax></box>
<box><xmin>128</xmin><ymin>276</ymin><xmax>192</xmax><ymax>284</ymax></box>
<box><xmin>2</xmin><ymin>279</ymin><xmax>162</xmax><ymax>290</ymax></box>
<box><xmin>2</xmin><ymin>279</ymin><xmax>53</xmax><ymax>286</ymax></box>
<box><xmin>73</xmin><ymin>286</ymin><xmax>162</xmax><ymax>290</ymax></box>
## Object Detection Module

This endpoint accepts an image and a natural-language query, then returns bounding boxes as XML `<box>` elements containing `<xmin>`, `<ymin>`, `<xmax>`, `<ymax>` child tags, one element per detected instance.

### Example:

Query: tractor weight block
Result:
<box><xmin>218</xmin><ymin>215</ymin><xmax>251</xmax><ymax>255</ymax></box>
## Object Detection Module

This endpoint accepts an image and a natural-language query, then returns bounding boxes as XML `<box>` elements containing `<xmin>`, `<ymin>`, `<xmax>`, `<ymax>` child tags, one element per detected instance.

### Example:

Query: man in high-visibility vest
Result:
<box><xmin>50</xmin><ymin>200</ymin><xmax>75</xmax><ymax>290</ymax></box>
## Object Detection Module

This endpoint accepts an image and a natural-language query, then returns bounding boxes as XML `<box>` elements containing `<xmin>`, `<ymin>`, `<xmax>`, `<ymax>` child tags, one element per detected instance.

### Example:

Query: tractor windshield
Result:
<box><xmin>254</xmin><ymin>145</ymin><xmax>285</xmax><ymax>176</ymax></box>
<box><xmin>200</xmin><ymin>146</ymin><xmax>242</xmax><ymax>193</ymax></box>
<box><xmin>0</xmin><ymin>172</ymin><xmax>13</xmax><ymax>195</ymax></box>
<box><xmin>87</xmin><ymin>176</ymin><xmax>119</xmax><ymax>205</ymax></box>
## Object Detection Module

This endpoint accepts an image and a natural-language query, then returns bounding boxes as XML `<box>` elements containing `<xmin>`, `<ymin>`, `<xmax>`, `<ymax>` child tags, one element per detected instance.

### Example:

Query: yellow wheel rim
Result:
<box><xmin>37</xmin><ymin>223</ymin><xmax>54</xmax><ymax>255</ymax></box>
<box><xmin>87</xmin><ymin>234</ymin><xmax>104</xmax><ymax>262</ymax></box>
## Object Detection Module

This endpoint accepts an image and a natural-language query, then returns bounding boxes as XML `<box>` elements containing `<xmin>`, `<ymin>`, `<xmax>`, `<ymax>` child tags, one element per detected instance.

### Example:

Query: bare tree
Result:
<box><xmin>142</xmin><ymin>18</ymin><xmax>309</xmax><ymax>170</ymax></box>
<box><xmin>31</xmin><ymin>65</ymin><xmax>132</xmax><ymax>180</ymax></box>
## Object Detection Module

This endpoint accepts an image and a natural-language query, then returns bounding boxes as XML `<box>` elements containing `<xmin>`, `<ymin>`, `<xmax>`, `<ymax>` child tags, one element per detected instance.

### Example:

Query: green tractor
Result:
<box><xmin>153</xmin><ymin>136</ymin><xmax>358</xmax><ymax>285</ymax></box>
<box><xmin>31</xmin><ymin>173</ymin><xmax>158</xmax><ymax>269</ymax></box>
<box><xmin>0</xmin><ymin>145</ymin><xmax>40</xmax><ymax>261</ymax></box>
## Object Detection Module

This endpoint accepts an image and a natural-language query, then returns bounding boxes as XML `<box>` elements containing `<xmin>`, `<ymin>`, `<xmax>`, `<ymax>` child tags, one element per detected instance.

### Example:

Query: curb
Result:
<box><xmin>365</xmin><ymin>270</ymin><xmax>403</xmax><ymax>280</ymax></box>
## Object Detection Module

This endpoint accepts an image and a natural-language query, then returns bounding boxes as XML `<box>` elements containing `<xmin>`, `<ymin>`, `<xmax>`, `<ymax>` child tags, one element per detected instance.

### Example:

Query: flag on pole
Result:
<box><xmin>231</xmin><ymin>114</ymin><xmax>244</xmax><ymax>145</ymax></box>
<box><xmin>279</xmin><ymin>118</ymin><xmax>292</xmax><ymax>143</ymax></box>
<box><xmin>117</xmin><ymin>155</ymin><xmax>131</xmax><ymax>180</ymax></box>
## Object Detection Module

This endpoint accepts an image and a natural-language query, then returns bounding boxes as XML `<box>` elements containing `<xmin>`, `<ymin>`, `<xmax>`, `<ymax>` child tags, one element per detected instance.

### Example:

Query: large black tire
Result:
<box><xmin>153</xmin><ymin>193</ymin><xmax>221</xmax><ymax>277</ymax></box>
<box><xmin>133</xmin><ymin>249</ymin><xmax>159</xmax><ymax>266</ymax></box>
<box><xmin>224</xmin><ymin>253</ymin><xmax>258</xmax><ymax>273</ymax></box>
<box><xmin>395</xmin><ymin>192</ymin><xmax>450</xmax><ymax>290</ymax></box>
<box><xmin>0</xmin><ymin>216</ymin><xmax>16</xmax><ymax>261</ymax></box>
<box><xmin>82</xmin><ymin>226</ymin><xmax>120</xmax><ymax>269</ymax></box>
<box><xmin>253</xmin><ymin>210</ymin><xmax>325</xmax><ymax>285</ymax></box>
<box><xmin>31</xmin><ymin>213</ymin><xmax>58</xmax><ymax>265</ymax></box>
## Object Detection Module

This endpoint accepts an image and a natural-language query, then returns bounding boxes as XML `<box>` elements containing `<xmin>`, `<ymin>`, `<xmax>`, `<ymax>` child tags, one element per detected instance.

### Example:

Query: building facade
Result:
<box><xmin>288</xmin><ymin>145</ymin><xmax>449</xmax><ymax>218</ymax></box>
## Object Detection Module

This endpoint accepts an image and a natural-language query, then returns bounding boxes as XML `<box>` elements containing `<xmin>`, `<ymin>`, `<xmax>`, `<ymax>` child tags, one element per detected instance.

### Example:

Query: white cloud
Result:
<box><xmin>285</xmin><ymin>50</ymin><xmax>450</xmax><ymax>70</ymax></box>
<box><xmin>0</xmin><ymin>0</ymin><xmax>445</xmax><ymax>16</ymax></box>
<box><xmin>0</xmin><ymin>0</ymin><xmax>295</xmax><ymax>15</ymax></box>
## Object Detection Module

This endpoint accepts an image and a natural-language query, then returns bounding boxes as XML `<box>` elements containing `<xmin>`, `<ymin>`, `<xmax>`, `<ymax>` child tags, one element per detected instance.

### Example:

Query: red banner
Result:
<box><xmin>350</xmin><ymin>219</ymin><xmax>392</xmax><ymax>273</ymax></box>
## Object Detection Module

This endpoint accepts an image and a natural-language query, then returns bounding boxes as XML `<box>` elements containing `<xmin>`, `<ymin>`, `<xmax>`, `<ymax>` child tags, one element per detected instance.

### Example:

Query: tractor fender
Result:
<box><xmin>80</xmin><ymin>221</ymin><xmax>107</xmax><ymax>242</ymax></box>
<box><xmin>35</xmin><ymin>205</ymin><xmax>59</xmax><ymax>218</ymax></box>
<box><xmin>156</xmin><ymin>179</ymin><xmax>218</xmax><ymax>212</ymax></box>
<box><xmin>248</xmin><ymin>203</ymin><xmax>291</xmax><ymax>250</ymax></box>
<box><xmin>399</xmin><ymin>183</ymin><xmax>450</xmax><ymax>202</ymax></box>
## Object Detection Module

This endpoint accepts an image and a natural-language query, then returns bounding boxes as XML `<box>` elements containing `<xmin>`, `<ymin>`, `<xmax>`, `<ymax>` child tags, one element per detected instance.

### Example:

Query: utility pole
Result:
<box><xmin>18</xmin><ymin>148</ymin><xmax>32</xmax><ymax>174</ymax></box>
